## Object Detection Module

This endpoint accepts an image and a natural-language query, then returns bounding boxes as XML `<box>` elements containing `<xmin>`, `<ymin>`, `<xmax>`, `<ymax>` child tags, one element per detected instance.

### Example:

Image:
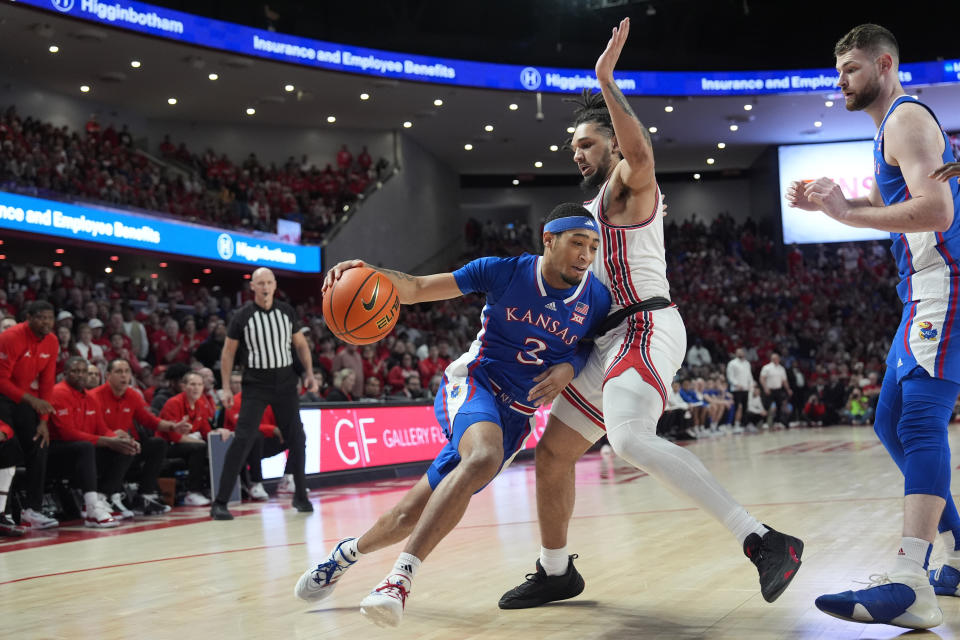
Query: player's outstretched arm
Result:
<box><xmin>323</xmin><ymin>259</ymin><xmax>463</xmax><ymax>304</ymax></box>
<box><xmin>596</xmin><ymin>17</ymin><xmax>654</xmax><ymax>190</ymax></box>
<box><xmin>930</xmin><ymin>161</ymin><xmax>960</xmax><ymax>183</ymax></box>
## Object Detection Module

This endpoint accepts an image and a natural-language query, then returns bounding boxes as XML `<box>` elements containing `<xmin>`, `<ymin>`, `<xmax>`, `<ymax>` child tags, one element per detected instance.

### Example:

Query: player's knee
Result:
<box><xmin>535</xmin><ymin>434</ymin><xmax>580</xmax><ymax>470</ymax></box>
<box><xmin>460</xmin><ymin>446</ymin><xmax>502</xmax><ymax>479</ymax></box>
<box><xmin>606</xmin><ymin>418</ymin><xmax>658</xmax><ymax>463</ymax></box>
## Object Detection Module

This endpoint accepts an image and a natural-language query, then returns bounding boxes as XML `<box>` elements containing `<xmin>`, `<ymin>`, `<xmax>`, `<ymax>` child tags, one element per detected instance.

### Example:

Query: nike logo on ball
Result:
<box><xmin>362</xmin><ymin>279</ymin><xmax>380</xmax><ymax>311</ymax></box>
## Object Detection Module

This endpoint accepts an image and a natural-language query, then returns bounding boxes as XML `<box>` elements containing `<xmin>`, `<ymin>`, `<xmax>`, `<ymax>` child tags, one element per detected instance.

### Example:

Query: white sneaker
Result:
<box><xmin>20</xmin><ymin>507</ymin><xmax>59</xmax><ymax>529</ymax></box>
<box><xmin>84</xmin><ymin>503</ymin><xmax>119</xmax><ymax>528</ymax></box>
<box><xmin>109</xmin><ymin>492</ymin><xmax>135</xmax><ymax>519</ymax></box>
<box><xmin>276</xmin><ymin>475</ymin><xmax>295</xmax><ymax>495</ymax></box>
<box><xmin>249</xmin><ymin>482</ymin><xmax>269</xmax><ymax>501</ymax></box>
<box><xmin>294</xmin><ymin>537</ymin><xmax>359</xmax><ymax>602</ymax></box>
<box><xmin>360</xmin><ymin>574</ymin><xmax>411</xmax><ymax>628</ymax></box>
<box><xmin>184</xmin><ymin>492</ymin><xmax>211</xmax><ymax>506</ymax></box>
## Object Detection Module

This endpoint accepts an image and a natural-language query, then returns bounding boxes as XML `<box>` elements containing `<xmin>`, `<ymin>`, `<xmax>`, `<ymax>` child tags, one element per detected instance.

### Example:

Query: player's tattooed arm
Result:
<box><xmin>324</xmin><ymin>260</ymin><xmax>462</xmax><ymax>304</ymax></box>
<box><xmin>372</xmin><ymin>266</ymin><xmax>416</xmax><ymax>283</ymax></box>
<box><xmin>605</xmin><ymin>80</ymin><xmax>640</xmax><ymax>123</ymax></box>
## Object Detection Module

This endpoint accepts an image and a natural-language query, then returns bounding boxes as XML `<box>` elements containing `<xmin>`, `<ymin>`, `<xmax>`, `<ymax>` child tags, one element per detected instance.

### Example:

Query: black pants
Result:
<box><xmin>217</xmin><ymin>367</ymin><xmax>306</xmax><ymax>503</ymax></box>
<box><xmin>732</xmin><ymin>391</ymin><xmax>749</xmax><ymax>422</ymax></box>
<box><xmin>246</xmin><ymin>432</ymin><xmax>290</xmax><ymax>483</ymax></box>
<box><xmin>47</xmin><ymin>441</ymin><xmax>135</xmax><ymax>495</ymax></box>
<box><xmin>763</xmin><ymin>388</ymin><xmax>789</xmax><ymax>423</ymax></box>
<box><xmin>0</xmin><ymin>434</ymin><xmax>23</xmax><ymax>469</ymax></box>
<box><xmin>166</xmin><ymin>440</ymin><xmax>207</xmax><ymax>492</ymax></box>
<box><xmin>0</xmin><ymin>396</ymin><xmax>48</xmax><ymax>510</ymax></box>
<box><xmin>127</xmin><ymin>437</ymin><xmax>167</xmax><ymax>494</ymax></box>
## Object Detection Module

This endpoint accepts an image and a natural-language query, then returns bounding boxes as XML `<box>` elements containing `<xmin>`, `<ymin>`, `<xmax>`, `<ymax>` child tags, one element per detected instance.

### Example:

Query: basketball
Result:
<box><xmin>323</xmin><ymin>266</ymin><xmax>400</xmax><ymax>345</ymax></box>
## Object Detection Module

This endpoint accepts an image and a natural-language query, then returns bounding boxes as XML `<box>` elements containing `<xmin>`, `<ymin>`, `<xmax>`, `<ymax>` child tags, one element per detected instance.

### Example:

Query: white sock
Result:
<box><xmin>540</xmin><ymin>546</ymin><xmax>570</xmax><ymax>576</ymax></box>
<box><xmin>392</xmin><ymin>552</ymin><xmax>421</xmax><ymax>581</ymax></box>
<box><xmin>893</xmin><ymin>537</ymin><xmax>932</xmax><ymax>577</ymax></box>
<box><xmin>725</xmin><ymin>509</ymin><xmax>769</xmax><ymax>546</ymax></box>
<box><xmin>84</xmin><ymin>491</ymin><xmax>100</xmax><ymax>513</ymax></box>
<box><xmin>341</xmin><ymin>537</ymin><xmax>362</xmax><ymax>562</ymax></box>
<box><xmin>941</xmin><ymin>530</ymin><xmax>960</xmax><ymax>565</ymax></box>
<box><xmin>0</xmin><ymin>466</ymin><xmax>13</xmax><ymax>512</ymax></box>
<box><xmin>284</xmin><ymin>474</ymin><xmax>294</xmax><ymax>482</ymax></box>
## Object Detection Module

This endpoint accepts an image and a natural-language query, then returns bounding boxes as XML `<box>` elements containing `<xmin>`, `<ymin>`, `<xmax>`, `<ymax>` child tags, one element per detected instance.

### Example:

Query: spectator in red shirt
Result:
<box><xmin>336</xmin><ymin>144</ymin><xmax>352</xmax><ymax>170</ymax></box>
<box><xmin>92</xmin><ymin>358</ymin><xmax>189</xmax><ymax>515</ymax></box>
<box><xmin>387</xmin><ymin>353</ymin><xmax>417</xmax><ymax>394</ymax></box>
<box><xmin>357</xmin><ymin>146</ymin><xmax>372</xmax><ymax>170</ymax></box>
<box><xmin>361</xmin><ymin>344</ymin><xmax>387</xmax><ymax>385</ymax></box>
<box><xmin>107</xmin><ymin>312</ymin><xmax>134</xmax><ymax>353</ymax></box>
<box><xmin>0</xmin><ymin>301</ymin><xmax>58</xmax><ymax>530</ymax></box>
<box><xmin>48</xmin><ymin>356</ymin><xmax>138</xmax><ymax>527</ymax></box>
<box><xmin>89</xmin><ymin>318</ymin><xmax>109</xmax><ymax>348</ymax></box>
<box><xmin>156</xmin><ymin>318</ymin><xmax>191</xmax><ymax>365</ymax></box>
<box><xmin>104</xmin><ymin>332</ymin><xmax>142</xmax><ymax>376</ymax></box>
<box><xmin>160</xmin><ymin>370</ymin><xmax>225</xmax><ymax>506</ymax></box>
<box><xmin>0</xmin><ymin>416</ymin><xmax>23</xmax><ymax>536</ymax></box>
<box><xmin>418</xmin><ymin>345</ymin><xmax>449</xmax><ymax>385</ymax></box>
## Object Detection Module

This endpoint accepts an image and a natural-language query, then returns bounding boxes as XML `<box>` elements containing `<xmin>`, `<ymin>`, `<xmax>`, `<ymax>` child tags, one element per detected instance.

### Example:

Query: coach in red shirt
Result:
<box><xmin>159</xmin><ymin>370</ymin><xmax>227</xmax><ymax>506</ymax></box>
<box><xmin>48</xmin><ymin>356</ymin><xmax>139</xmax><ymax>527</ymax></box>
<box><xmin>0</xmin><ymin>300</ymin><xmax>58</xmax><ymax>529</ymax></box>
<box><xmin>92</xmin><ymin>358</ymin><xmax>189</xmax><ymax>515</ymax></box>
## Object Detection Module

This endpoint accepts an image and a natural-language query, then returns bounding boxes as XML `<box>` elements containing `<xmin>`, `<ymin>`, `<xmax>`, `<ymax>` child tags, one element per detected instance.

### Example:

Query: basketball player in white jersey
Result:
<box><xmin>499</xmin><ymin>18</ymin><xmax>803</xmax><ymax>610</ymax></box>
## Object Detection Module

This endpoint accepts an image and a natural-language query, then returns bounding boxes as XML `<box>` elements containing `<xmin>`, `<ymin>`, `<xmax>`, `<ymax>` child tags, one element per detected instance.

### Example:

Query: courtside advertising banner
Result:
<box><xmin>0</xmin><ymin>190</ymin><xmax>320</xmax><ymax>272</ymax></box>
<box><xmin>260</xmin><ymin>404</ymin><xmax>550</xmax><ymax>479</ymax></box>
<box><xmin>18</xmin><ymin>0</ymin><xmax>960</xmax><ymax>96</ymax></box>
<box><xmin>778</xmin><ymin>141</ymin><xmax>888</xmax><ymax>245</ymax></box>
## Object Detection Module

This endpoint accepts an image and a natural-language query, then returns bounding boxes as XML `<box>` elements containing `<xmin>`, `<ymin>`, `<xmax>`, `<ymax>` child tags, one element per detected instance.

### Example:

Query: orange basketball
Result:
<box><xmin>323</xmin><ymin>266</ymin><xmax>400</xmax><ymax>345</ymax></box>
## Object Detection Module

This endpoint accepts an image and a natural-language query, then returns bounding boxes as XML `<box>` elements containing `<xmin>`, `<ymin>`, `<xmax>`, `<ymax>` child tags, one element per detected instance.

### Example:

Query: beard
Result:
<box><xmin>579</xmin><ymin>148</ymin><xmax>613</xmax><ymax>193</ymax></box>
<box><xmin>845</xmin><ymin>75</ymin><xmax>882</xmax><ymax>111</ymax></box>
<box><xmin>560</xmin><ymin>270</ymin><xmax>583</xmax><ymax>286</ymax></box>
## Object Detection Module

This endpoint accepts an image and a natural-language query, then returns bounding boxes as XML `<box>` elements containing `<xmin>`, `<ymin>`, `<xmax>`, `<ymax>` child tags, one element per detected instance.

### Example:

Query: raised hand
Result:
<box><xmin>596</xmin><ymin>17</ymin><xmax>630</xmax><ymax>82</ymax></box>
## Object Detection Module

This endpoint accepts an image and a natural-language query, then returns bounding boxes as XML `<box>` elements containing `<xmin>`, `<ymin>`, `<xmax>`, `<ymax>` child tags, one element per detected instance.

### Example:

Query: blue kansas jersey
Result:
<box><xmin>449</xmin><ymin>253</ymin><xmax>611</xmax><ymax>408</ymax></box>
<box><xmin>875</xmin><ymin>96</ymin><xmax>960</xmax><ymax>382</ymax></box>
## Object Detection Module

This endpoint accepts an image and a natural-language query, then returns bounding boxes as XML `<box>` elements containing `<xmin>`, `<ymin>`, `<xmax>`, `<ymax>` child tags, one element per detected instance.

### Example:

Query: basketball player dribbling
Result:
<box><xmin>499</xmin><ymin>18</ymin><xmax>803</xmax><ymax>610</ymax></box>
<box><xmin>789</xmin><ymin>24</ymin><xmax>960</xmax><ymax>630</ymax></box>
<box><xmin>293</xmin><ymin>203</ymin><xmax>611</xmax><ymax>627</ymax></box>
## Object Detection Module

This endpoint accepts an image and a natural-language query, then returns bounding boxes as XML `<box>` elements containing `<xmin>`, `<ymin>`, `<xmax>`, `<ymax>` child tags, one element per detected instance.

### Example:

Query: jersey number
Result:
<box><xmin>516</xmin><ymin>338</ymin><xmax>547</xmax><ymax>366</ymax></box>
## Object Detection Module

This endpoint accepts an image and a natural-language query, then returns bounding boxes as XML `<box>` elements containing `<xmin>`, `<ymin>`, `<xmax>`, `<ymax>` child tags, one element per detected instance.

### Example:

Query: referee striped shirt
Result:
<box><xmin>227</xmin><ymin>300</ymin><xmax>299</xmax><ymax>370</ymax></box>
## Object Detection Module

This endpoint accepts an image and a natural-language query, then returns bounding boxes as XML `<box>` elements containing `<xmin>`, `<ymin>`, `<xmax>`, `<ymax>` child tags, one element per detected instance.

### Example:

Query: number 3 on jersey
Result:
<box><xmin>516</xmin><ymin>337</ymin><xmax>547</xmax><ymax>366</ymax></box>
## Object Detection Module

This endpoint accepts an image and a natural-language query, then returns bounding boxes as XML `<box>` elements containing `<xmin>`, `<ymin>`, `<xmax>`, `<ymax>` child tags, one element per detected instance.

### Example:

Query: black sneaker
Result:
<box><xmin>292</xmin><ymin>495</ymin><xmax>314</xmax><ymax>513</ymax></box>
<box><xmin>134</xmin><ymin>494</ymin><xmax>171</xmax><ymax>516</ymax></box>
<box><xmin>0</xmin><ymin>513</ymin><xmax>24</xmax><ymax>537</ymax></box>
<box><xmin>744</xmin><ymin>525</ymin><xmax>803</xmax><ymax>603</ymax></box>
<box><xmin>498</xmin><ymin>555</ymin><xmax>584</xmax><ymax>609</ymax></box>
<box><xmin>210</xmin><ymin>502</ymin><xmax>234</xmax><ymax>521</ymax></box>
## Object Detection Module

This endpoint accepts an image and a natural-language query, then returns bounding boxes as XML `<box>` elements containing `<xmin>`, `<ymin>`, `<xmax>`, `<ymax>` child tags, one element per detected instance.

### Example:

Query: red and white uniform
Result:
<box><xmin>551</xmin><ymin>179</ymin><xmax>687</xmax><ymax>441</ymax></box>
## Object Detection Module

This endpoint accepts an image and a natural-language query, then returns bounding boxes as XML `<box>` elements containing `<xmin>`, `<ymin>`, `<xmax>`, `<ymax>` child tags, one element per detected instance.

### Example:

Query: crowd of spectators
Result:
<box><xmin>0</xmin><ymin>106</ymin><xmax>389</xmax><ymax>243</ymax></box>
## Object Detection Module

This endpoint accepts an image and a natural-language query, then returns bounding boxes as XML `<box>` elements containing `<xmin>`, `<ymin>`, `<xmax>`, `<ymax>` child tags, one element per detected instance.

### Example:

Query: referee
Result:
<box><xmin>211</xmin><ymin>267</ymin><xmax>318</xmax><ymax>520</ymax></box>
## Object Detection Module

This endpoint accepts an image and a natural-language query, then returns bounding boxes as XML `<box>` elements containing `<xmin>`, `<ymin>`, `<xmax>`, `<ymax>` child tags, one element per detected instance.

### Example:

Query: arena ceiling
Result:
<box><xmin>1</xmin><ymin>1</ymin><xmax>958</xmax><ymax>176</ymax></box>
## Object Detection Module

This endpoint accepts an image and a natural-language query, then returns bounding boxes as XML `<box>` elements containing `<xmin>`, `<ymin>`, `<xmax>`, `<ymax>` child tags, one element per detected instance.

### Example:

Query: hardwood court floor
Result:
<box><xmin>4</xmin><ymin>425</ymin><xmax>960</xmax><ymax>639</ymax></box>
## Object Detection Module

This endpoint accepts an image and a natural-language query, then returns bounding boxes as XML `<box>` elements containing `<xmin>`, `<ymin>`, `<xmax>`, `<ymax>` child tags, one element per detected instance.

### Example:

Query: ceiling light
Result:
<box><xmin>464</xmin><ymin>143</ymin><xmax>473</xmax><ymax>151</ymax></box>
<box><xmin>104</xmin><ymin>267</ymin><xmax>113</xmax><ymax>274</ymax></box>
<box><xmin>191</xmin><ymin>278</ymin><xmax>200</xmax><ymax>284</ymax></box>
<box><xmin>664</xmin><ymin>105</ymin><xmax>674</xmax><ymax>113</ymax></box>
<box><xmin>55</xmin><ymin>248</ymin><xmax>64</xmax><ymax>254</ymax></box>
<box><xmin>549</xmin><ymin>145</ymin><xmax>559</xmax><ymax>152</ymax></box>
<box><xmin>159</xmin><ymin>262</ymin><xmax>168</xmax><ymax>268</ymax></box>
<box><xmin>80</xmin><ymin>85</ymin><xmax>90</xmax><ymax>93</ymax></box>
<box><xmin>694</xmin><ymin>173</ymin><xmax>701</xmax><ymax>180</ymax></box>
<box><xmin>208</xmin><ymin>73</ymin><xmax>219</xmax><ymax>81</ymax></box>
<box><xmin>534</xmin><ymin>161</ymin><xmax>543</xmax><ymax>168</ymax></box>
<box><xmin>130</xmin><ymin>60</ymin><xmax>141</xmax><ymax>68</ymax></box>
<box><xmin>484</xmin><ymin>124</ymin><xmax>494</xmax><ymax>132</ymax></box>
<box><xmin>566</xmin><ymin>126</ymin><xmax>575</xmax><ymax>134</ymax></box>
<box><xmin>48</xmin><ymin>45</ymin><xmax>59</xmax><ymax>53</ymax></box>
<box><xmin>512</xmin><ymin>179</ymin><xmax>520</xmax><ymax>185</ymax></box>
<box><xmin>284</xmin><ymin>84</ymin><xmax>295</xmax><ymax>92</ymax></box>
<box><xmin>327</xmin><ymin>116</ymin><xmax>336</xmax><ymax>123</ymax></box>
<box><xmin>167</xmin><ymin>97</ymin><xmax>177</xmax><ymax>105</ymax></box>
<box><xmin>825</xmin><ymin>100</ymin><xmax>833</xmax><ymax>107</ymax></box>
<box><xmin>743</xmin><ymin>104</ymin><xmax>753</xmax><ymax>111</ymax></box>
<box><xmin>717</xmin><ymin>142</ymin><xmax>726</xmax><ymax>149</ymax></box>
<box><xmin>53</xmin><ymin>261</ymin><xmax>62</xmax><ymax>267</ymax></box>
<box><xmin>403</xmin><ymin>121</ymin><xmax>413</xmax><ymax>128</ymax></box>
<box><xmin>0</xmin><ymin>255</ymin><xmax>6</xmax><ymax>260</ymax></box>
<box><xmin>243</xmin><ymin>274</ymin><xmax>251</xmax><ymax>280</ymax></box>
<box><xmin>246</xmin><ymin>107</ymin><xmax>256</xmax><ymax>115</ymax></box>
<box><xmin>814</xmin><ymin>120</ymin><xmax>823</xmax><ymax>127</ymax></box>
<box><xmin>729</xmin><ymin>124</ymin><xmax>738</xmax><ymax>131</ymax></box>
<box><xmin>150</xmin><ymin>273</ymin><xmax>158</xmax><ymax>279</ymax></box>
<box><xmin>706</xmin><ymin>158</ymin><xmax>715</xmax><ymax>165</ymax></box>
<box><xmin>649</xmin><ymin>126</ymin><xmax>658</xmax><ymax>133</ymax></box>
<box><xmin>202</xmin><ymin>268</ymin><xmax>212</xmax><ymax>274</ymax></box>
<box><xmin>509</xmin><ymin>103</ymin><xmax>519</xmax><ymax>111</ymax></box>
<box><xmin>434</xmin><ymin>99</ymin><xmax>443</xmax><ymax>107</ymax></box>
<box><xmin>360</xmin><ymin>93</ymin><xmax>370</xmax><ymax>100</ymax></box>
<box><xmin>109</xmin><ymin>255</ymin><xmax>119</xmax><ymax>261</ymax></box>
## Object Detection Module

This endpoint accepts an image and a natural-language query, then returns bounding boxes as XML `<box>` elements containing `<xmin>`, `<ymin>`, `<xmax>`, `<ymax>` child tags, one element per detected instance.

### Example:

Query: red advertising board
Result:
<box><xmin>262</xmin><ymin>403</ymin><xmax>551</xmax><ymax>479</ymax></box>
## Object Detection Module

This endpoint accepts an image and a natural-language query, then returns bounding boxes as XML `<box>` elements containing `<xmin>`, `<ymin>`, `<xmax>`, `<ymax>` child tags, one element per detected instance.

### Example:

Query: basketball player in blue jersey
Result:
<box><xmin>789</xmin><ymin>24</ymin><xmax>960</xmax><ymax>630</ymax></box>
<box><xmin>292</xmin><ymin>203</ymin><xmax>611</xmax><ymax>628</ymax></box>
<box><xmin>500</xmin><ymin>18</ymin><xmax>803</xmax><ymax>613</ymax></box>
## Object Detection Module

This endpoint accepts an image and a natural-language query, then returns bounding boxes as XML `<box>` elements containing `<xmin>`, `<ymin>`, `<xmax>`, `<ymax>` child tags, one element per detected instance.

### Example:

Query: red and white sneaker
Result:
<box><xmin>20</xmin><ymin>507</ymin><xmax>59</xmax><ymax>529</ymax></box>
<box><xmin>360</xmin><ymin>574</ymin><xmax>411</xmax><ymax>628</ymax></box>
<box><xmin>83</xmin><ymin>503</ymin><xmax>119</xmax><ymax>528</ymax></box>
